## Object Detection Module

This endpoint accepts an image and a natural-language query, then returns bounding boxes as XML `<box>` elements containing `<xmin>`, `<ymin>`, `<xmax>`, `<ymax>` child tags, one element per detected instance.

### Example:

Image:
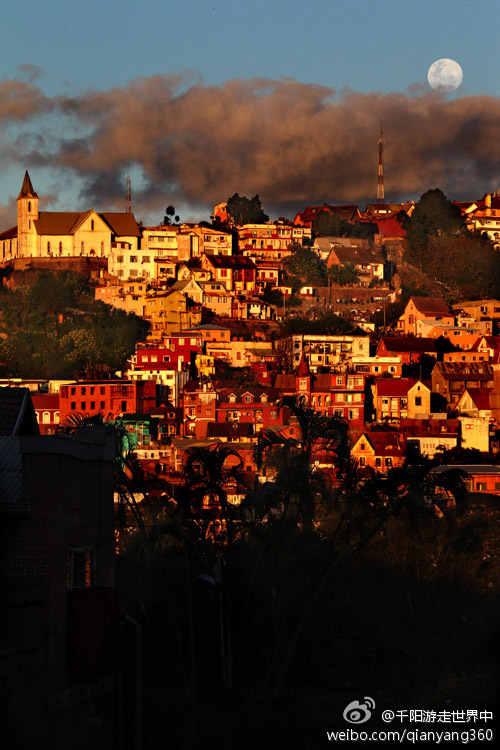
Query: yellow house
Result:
<box><xmin>144</xmin><ymin>290</ymin><xmax>202</xmax><ymax>339</ymax></box>
<box><xmin>397</xmin><ymin>296</ymin><xmax>454</xmax><ymax>335</ymax></box>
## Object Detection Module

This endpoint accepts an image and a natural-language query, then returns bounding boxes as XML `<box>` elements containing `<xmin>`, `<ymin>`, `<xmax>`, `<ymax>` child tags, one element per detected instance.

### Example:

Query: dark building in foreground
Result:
<box><xmin>0</xmin><ymin>388</ymin><xmax>118</xmax><ymax>749</ymax></box>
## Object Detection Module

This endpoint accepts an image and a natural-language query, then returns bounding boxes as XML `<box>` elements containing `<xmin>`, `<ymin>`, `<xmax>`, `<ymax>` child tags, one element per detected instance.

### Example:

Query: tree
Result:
<box><xmin>314</xmin><ymin>211</ymin><xmax>374</xmax><ymax>239</ymax></box>
<box><xmin>403</xmin><ymin>189</ymin><xmax>464</xmax><ymax>271</ymax></box>
<box><xmin>327</xmin><ymin>263</ymin><xmax>359</xmax><ymax>286</ymax></box>
<box><xmin>225</xmin><ymin>193</ymin><xmax>268</xmax><ymax>226</ymax></box>
<box><xmin>163</xmin><ymin>205</ymin><xmax>180</xmax><ymax>225</ymax></box>
<box><xmin>284</xmin><ymin>244</ymin><xmax>326</xmax><ymax>288</ymax></box>
<box><xmin>254</xmin><ymin>402</ymin><xmax>349</xmax><ymax>529</ymax></box>
<box><xmin>182</xmin><ymin>444</ymin><xmax>246</xmax><ymax>544</ymax></box>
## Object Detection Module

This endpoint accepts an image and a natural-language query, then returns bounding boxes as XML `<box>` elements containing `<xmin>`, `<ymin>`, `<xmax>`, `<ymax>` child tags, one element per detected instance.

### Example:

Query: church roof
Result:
<box><xmin>17</xmin><ymin>171</ymin><xmax>38</xmax><ymax>200</ymax></box>
<box><xmin>32</xmin><ymin>210</ymin><xmax>141</xmax><ymax>237</ymax></box>
<box><xmin>0</xmin><ymin>226</ymin><xmax>18</xmax><ymax>241</ymax></box>
<box><xmin>100</xmin><ymin>213</ymin><xmax>141</xmax><ymax>237</ymax></box>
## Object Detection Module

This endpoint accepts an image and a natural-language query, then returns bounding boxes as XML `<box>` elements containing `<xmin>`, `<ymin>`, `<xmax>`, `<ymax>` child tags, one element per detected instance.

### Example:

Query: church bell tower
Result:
<box><xmin>17</xmin><ymin>171</ymin><xmax>39</xmax><ymax>257</ymax></box>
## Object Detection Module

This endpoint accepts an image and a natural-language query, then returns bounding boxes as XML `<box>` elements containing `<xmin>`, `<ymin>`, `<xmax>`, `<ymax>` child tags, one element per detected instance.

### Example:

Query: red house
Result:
<box><xmin>59</xmin><ymin>379</ymin><xmax>159</xmax><ymax>421</ymax></box>
<box><xmin>32</xmin><ymin>392</ymin><xmax>60</xmax><ymax>434</ymax></box>
<box><xmin>376</xmin><ymin>336</ymin><xmax>437</xmax><ymax>365</ymax></box>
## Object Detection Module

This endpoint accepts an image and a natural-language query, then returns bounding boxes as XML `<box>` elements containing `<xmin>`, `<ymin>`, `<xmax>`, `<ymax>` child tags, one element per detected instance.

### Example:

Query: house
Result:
<box><xmin>273</xmin><ymin>355</ymin><xmax>365</xmax><ymax>435</ymax></box>
<box><xmin>371</xmin><ymin>379</ymin><xmax>431</xmax><ymax>423</ymax></box>
<box><xmin>182</xmin><ymin>378</ymin><xmax>219</xmax><ymax>437</ymax></box>
<box><xmin>350</xmin><ymin>354</ymin><xmax>402</xmax><ymax>377</ymax></box>
<box><xmin>171</xmin><ymin>278</ymin><xmax>204</xmax><ymax>305</ymax></box>
<box><xmin>351</xmin><ymin>430</ymin><xmax>406</xmax><ymax>473</ymax></box>
<box><xmin>461</xmin><ymin>193</ymin><xmax>500</xmax><ymax>249</ymax></box>
<box><xmin>397</xmin><ymin>296</ymin><xmax>454</xmax><ymax>335</ymax></box>
<box><xmin>216</xmin><ymin>387</ymin><xmax>286</xmax><ymax>435</ymax></box>
<box><xmin>199</xmin><ymin>281</ymin><xmax>233</xmax><ymax>317</ymax></box>
<box><xmin>455</xmin><ymin>387</ymin><xmax>493</xmax><ymax>420</ymax></box>
<box><xmin>231</xmin><ymin>296</ymin><xmax>275</xmax><ymax>320</ymax></box>
<box><xmin>0</xmin><ymin>390</ymin><xmax>118</xmax><ymax>748</ymax></box>
<box><xmin>32</xmin><ymin>392</ymin><xmax>60</xmax><ymax>434</ymax></box>
<box><xmin>182</xmin><ymin>323</ymin><xmax>232</xmax><ymax>343</ymax></box>
<box><xmin>238</xmin><ymin>222</ymin><xmax>311</xmax><ymax>256</ymax></box>
<box><xmin>430</xmin><ymin>464</ymin><xmax>500</xmax><ymax>494</ymax></box>
<box><xmin>401</xmin><ymin>417</ymin><xmax>459</xmax><ymax>457</ymax></box>
<box><xmin>431</xmin><ymin>362</ymin><xmax>494</xmax><ymax>409</ymax></box>
<box><xmin>376</xmin><ymin>336</ymin><xmax>437</xmax><ymax>365</ymax></box>
<box><xmin>293</xmin><ymin>204</ymin><xmax>362</xmax><ymax>229</ymax></box>
<box><xmin>144</xmin><ymin>289</ymin><xmax>202</xmax><ymax>337</ymax></box>
<box><xmin>201</xmin><ymin>254</ymin><xmax>257</xmax><ymax>294</ymax></box>
<box><xmin>326</xmin><ymin>245</ymin><xmax>384</xmax><ymax>284</ymax></box>
<box><xmin>0</xmin><ymin>171</ymin><xmax>141</xmax><ymax>264</ymax></box>
<box><xmin>280</xmin><ymin>333</ymin><xmax>369</xmax><ymax>372</ymax></box>
<box><xmin>458</xmin><ymin>416</ymin><xmax>491</xmax><ymax>452</ymax></box>
<box><xmin>58</xmin><ymin>379</ymin><xmax>162</xmax><ymax>421</ymax></box>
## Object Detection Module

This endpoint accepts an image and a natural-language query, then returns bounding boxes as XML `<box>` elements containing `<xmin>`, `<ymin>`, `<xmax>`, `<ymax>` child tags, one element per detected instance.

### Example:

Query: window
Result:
<box><xmin>81</xmin><ymin>401</ymin><xmax>86</xmax><ymax>410</ymax></box>
<box><xmin>375</xmin><ymin>457</ymin><xmax>382</xmax><ymax>468</ymax></box>
<box><xmin>81</xmin><ymin>387</ymin><xmax>86</xmax><ymax>395</ymax></box>
<box><xmin>71</xmin><ymin>387</ymin><xmax>76</xmax><ymax>395</ymax></box>
<box><xmin>67</xmin><ymin>546</ymin><xmax>96</xmax><ymax>589</ymax></box>
<box><xmin>117</xmin><ymin>255</ymin><xmax>124</xmax><ymax>263</ymax></box>
<box><xmin>130</xmin><ymin>256</ymin><xmax>138</xmax><ymax>263</ymax></box>
<box><xmin>90</xmin><ymin>401</ymin><xmax>96</xmax><ymax>409</ymax></box>
<box><xmin>121</xmin><ymin>401</ymin><xmax>127</xmax><ymax>411</ymax></box>
<box><xmin>42</xmin><ymin>411</ymin><xmax>51</xmax><ymax>424</ymax></box>
<box><xmin>71</xmin><ymin>402</ymin><xmax>76</xmax><ymax>410</ymax></box>
<box><xmin>415</xmin><ymin>396</ymin><xmax>422</xmax><ymax>406</ymax></box>
<box><xmin>385</xmin><ymin>457</ymin><xmax>393</xmax><ymax>468</ymax></box>
<box><xmin>91</xmin><ymin>219</ymin><xmax>94</xmax><ymax>230</ymax></box>
<box><xmin>47</xmin><ymin>241</ymin><xmax>51</xmax><ymax>253</ymax></box>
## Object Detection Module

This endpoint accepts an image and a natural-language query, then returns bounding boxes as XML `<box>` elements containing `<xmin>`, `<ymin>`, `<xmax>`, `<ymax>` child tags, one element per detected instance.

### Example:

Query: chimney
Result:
<box><xmin>485</xmin><ymin>194</ymin><xmax>492</xmax><ymax>215</ymax></box>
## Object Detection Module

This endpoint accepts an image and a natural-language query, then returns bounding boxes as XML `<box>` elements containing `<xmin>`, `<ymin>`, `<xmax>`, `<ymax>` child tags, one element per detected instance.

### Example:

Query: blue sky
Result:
<box><xmin>1</xmin><ymin>0</ymin><xmax>499</xmax><ymax>225</ymax></box>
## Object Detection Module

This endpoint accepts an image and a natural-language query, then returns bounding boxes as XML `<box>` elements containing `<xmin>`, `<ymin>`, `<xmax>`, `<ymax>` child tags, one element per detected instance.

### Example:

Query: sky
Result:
<box><xmin>1</xmin><ymin>0</ymin><xmax>499</xmax><ymax>227</ymax></box>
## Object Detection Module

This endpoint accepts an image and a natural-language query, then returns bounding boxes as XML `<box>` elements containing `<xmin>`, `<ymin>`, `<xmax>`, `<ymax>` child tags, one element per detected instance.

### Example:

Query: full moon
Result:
<box><xmin>427</xmin><ymin>58</ymin><xmax>463</xmax><ymax>93</ymax></box>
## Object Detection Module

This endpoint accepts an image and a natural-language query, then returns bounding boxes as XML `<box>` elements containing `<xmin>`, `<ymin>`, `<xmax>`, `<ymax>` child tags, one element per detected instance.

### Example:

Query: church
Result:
<box><xmin>0</xmin><ymin>171</ymin><xmax>140</xmax><ymax>263</ymax></box>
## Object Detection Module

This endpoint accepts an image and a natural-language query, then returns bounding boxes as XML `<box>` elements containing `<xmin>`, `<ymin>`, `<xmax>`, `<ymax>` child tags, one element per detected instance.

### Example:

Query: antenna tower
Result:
<box><xmin>377</xmin><ymin>123</ymin><xmax>385</xmax><ymax>204</ymax></box>
<box><xmin>126</xmin><ymin>165</ymin><xmax>132</xmax><ymax>214</ymax></box>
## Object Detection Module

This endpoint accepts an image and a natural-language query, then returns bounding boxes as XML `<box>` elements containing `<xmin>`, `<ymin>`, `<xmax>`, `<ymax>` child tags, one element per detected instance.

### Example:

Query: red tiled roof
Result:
<box><xmin>378</xmin><ymin>336</ymin><xmax>437</xmax><ymax>354</ymax></box>
<box><xmin>410</xmin><ymin>297</ymin><xmax>452</xmax><ymax>315</ymax></box>
<box><xmin>375</xmin><ymin>378</ymin><xmax>422</xmax><ymax>397</ymax></box>
<box><xmin>461</xmin><ymin>387</ymin><xmax>492</xmax><ymax>410</ymax></box>
<box><xmin>361</xmin><ymin>431</ymin><xmax>406</xmax><ymax>456</ymax></box>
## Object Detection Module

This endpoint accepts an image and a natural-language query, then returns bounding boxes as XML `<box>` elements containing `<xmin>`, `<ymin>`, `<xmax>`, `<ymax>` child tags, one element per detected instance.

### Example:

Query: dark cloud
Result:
<box><xmin>0</xmin><ymin>80</ymin><xmax>52</xmax><ymax>121</ymax></box>
<box><xmin>1</xmin><ymin>75</ymin><xmax>500</xmax><ymax>220</ymax></box>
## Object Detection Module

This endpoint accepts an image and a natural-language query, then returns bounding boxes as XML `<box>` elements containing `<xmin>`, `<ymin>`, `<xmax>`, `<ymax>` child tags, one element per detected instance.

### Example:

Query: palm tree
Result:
<box><xmin>182</xmin><ymin>443</ymin><xmax>246</xmax><ymax>544</ymax></box>
<box><xmin>253</xmin><ymin>402</ymin><xmax>349</xmax><ymax>529</ymax></box>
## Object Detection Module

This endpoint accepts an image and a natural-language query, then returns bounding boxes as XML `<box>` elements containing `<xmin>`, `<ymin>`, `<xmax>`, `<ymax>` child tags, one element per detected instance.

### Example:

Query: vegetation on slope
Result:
<box><xmin>0</xmin><ymin>270</ymin><xmax>149</xmax><ymax>378</ymax></box>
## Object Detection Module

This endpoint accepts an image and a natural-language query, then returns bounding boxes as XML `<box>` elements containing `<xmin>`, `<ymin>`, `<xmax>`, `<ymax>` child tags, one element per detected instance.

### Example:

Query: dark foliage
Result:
<box><xmin>0</xmin><ymin>270</ymin><xmax>149</xmax><ymax>377</ymax></box>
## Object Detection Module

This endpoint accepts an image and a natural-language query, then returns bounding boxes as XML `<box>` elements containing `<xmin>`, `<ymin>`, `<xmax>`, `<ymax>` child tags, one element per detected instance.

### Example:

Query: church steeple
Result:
<box><xmin>296</xmin><ymin>351</ymin><xmax>313</xmax><ymax>397</ymax></box>
<box><xmin>17</xmin><ymin>170</ymin><xmax>38</xmax><ymax>200</ymax></box>
<box><xmin>17</xmin><ymin>171</ymin><xmax>39</xmax><ymax>258</ymax></box>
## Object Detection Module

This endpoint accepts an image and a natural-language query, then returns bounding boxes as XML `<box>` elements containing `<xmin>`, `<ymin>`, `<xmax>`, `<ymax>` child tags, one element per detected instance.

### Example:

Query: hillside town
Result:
<box><xmin>2</xmin><ymin>172</ymin><xmax>500</xmax><ymax>491</ymax></box>
<box><xmin>2</xmin><ymin>171</ymin><xmax>500</xmax><ymax>747</ymax></box>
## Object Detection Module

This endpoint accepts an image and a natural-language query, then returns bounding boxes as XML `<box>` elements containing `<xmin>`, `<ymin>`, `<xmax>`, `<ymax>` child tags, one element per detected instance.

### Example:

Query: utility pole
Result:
<box><xmin>377</xmin><ymin>123</ymin><xmax>385</xmax><ymax>205</ymax></box>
